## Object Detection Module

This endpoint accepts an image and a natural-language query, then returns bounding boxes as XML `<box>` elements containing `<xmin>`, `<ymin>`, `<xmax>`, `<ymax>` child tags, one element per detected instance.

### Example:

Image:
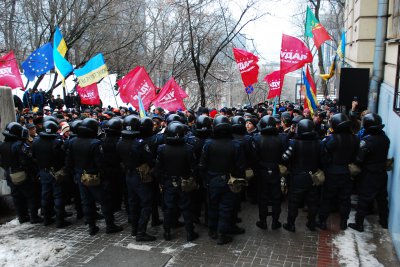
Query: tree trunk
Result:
<box><xmin>0</xmin><ymin>86</ymin><xmax>16</xmax><ymax>142</ymax></box>
<box><xmin>317</xmin><ymin>46</ymin><xmax>328</xmax><ymax>96</ymax></box>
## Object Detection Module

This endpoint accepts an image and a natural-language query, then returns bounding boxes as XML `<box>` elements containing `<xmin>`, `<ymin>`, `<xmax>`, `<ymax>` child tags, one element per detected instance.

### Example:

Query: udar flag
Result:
<box><xmin>305</xmin><ymin>6</ymin><xmax>331</xmax><ymax>49</ymax></box>
<box><xmin>153</xmin><ymin>77</ymin><xmax>186</xmax><ymax>111</ymax></box>
<box><xmin>76</xmin><ymin>83</ymin><xmax>101</xmax><ymax>105</ymax></box>
<box><xmin>233</xmin><ymin>48</ymin><xmax>259</xmax><ymax>88</ymax></box>
<box><xmin>280</xmin><ymin>34</ymin><xmax>312</xmax><ymax>87</ymax></box>
<box><xmin>0</xmin><ymin>51</ymin><xmax>24</xmax><ymax>89</ymax></box>
<box><xmin>263</xmin><ymin>70</ymin><xmax>282</xmax><ymax>99</ymax></box>
<box><xmin>74</xmin><ymin>53</ymin><xmax>108</xmax><ymax>87</ymax></box>
<box><xmin>117</xmin><ymin>66</ymin><xmax>157</xmax><ymax>110</ymax></box>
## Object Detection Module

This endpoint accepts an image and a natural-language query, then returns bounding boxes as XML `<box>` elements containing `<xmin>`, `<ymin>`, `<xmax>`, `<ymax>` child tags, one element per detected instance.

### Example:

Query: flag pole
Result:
<box><xmin>107</xmin><ymin>75</ymin><xmax>119</xmax><ymax>108</ymax></box>
<box><xmin>247</xmin><ymin>92</ymin><xmax>252</xmax><ymax>107</ymax></box>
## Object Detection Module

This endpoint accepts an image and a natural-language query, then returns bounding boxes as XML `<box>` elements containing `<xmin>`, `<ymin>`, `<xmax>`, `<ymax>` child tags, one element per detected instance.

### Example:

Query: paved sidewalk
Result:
<box><xmin>0</xmin><ymin>201</ymin><xmax>398</xmax><ymax>267</ymax></box>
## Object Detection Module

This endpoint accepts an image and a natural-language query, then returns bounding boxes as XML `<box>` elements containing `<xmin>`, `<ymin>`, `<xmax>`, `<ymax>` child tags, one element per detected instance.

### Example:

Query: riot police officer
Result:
<box><xmin>102</xmin><ymin>118</ymin><xmax>124</xmax><ymax>213</ymax></box>
<box><xmin>117</xmin><ymin>115</ymin><xmax>155</xmax><ymax>241</ymax></box>
<box><xmin>199</xmin><ymin>115</ymin><xmax>245</xmax><ymax>245</ymax></box>
<box><xmin>319</xmin><ymin>114</ymin><xmax>358</xmax><ymax>230</ymax></box>
<box><xmin>282</xmin><ymin>119</ymin><xmax>321</xmax><ymax>232</ymax></box>
<box><xmin>155</xmin><ymin>121</ymin><xmax>199</xmax><ymax>241</ymax></box>
<box><xmin>32</xmin><ymin>121</ymin><xmax>72</xmax><ymax>228</ymax></box>
<box><xmin>254</xmin><ymin>115</ymin><xmax>286</xmax><ymax>230</ymax></box>
<box><xmin>66</xmin><ymin>118</ymin><xmax>123</xmax><ymax>235</ymax></box>
<box><xmin>348</xmin><ymin>113</ymin><xmax>390</xmax><ymax>232</ymax></box>
<box><xmin>0</xmin><ymin>122</ymin><xmax>42</xmax><ymax>224</ymax></box>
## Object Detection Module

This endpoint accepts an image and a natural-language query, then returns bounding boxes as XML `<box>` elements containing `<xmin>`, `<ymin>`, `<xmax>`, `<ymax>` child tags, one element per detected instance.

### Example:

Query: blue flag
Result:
<box><xmin>21</xmin><ymin>43</ymin><xmax>54</xmax><ymax>81</ymax></box>
<box><xmin>245</xmin><ymin>85</ymin><xmax>254</xmax><ymax>94</ymax></box>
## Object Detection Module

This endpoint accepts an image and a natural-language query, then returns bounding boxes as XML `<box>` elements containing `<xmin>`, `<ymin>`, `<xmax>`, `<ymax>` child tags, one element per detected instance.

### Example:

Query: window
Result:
<box><xmin>394</xmin><ymin>44</ymin><xmax>400</xmax><ymax>114</ymax></box>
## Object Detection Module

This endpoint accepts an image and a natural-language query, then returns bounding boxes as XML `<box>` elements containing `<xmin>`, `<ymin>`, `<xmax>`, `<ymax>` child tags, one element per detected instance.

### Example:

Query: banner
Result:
<box><xmin>22</xmin><ymin>43</ymin><xmax>54</xmax><ymax>81</ymax></box>
<box><xmin>117</xmin><ymin>66</ymin><xmax>157</xmax><ymax>110</ymax></box>
<box><xmin>280</xmin><ymin>34</ymin><xmax>313</xmax><ymax>87</ymax></box>
<box><xmin>233</xmin><ymin>48</ymin><xmax>259</xmax><ymax>88</ymax></box>
<box><xmin>263</xmin><ymin>70</ymin><xmax>282</xmax><ymax>99</ymax></box>
<box><xmin>153</xmin><ymin>77</ymin><xmax>186</xmax><ymax>111</ymax></box>
<box><xmin>303</xmin><ymin>66</ymin><xmax>318</xmax><ymax>115</ymax></box>
<box><xmin>74</xmin><ymin>53</ymin><xmax>108</xmax><ymax>87</ymax></box>
<box><xmin>0</xmin><ymin>51</ymin><xmax>24</xmax><ymax>89</ymax></box>
<box><xmin>305</xmin><ymin>6</ymin><xmax>331</xmax><ymax>48</ymax></box>
<box><xmin>76</xmin><ymin>83</ymin><xmax>101</xmax><ymax>105</ymax></box>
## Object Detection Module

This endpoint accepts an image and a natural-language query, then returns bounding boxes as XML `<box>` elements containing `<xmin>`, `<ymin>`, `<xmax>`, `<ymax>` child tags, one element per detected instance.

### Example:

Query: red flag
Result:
<box><xmin>263</xmin><ymin>70</ymin><xmax>283</xmax><ymax>99</ymax></box>
<box><xmin>117</xmin><ymin>66</ymin><xmax>157</xmax><ymax>110</ymax></box>
<box><xmin>233</xmin><ymin>48</ymin><xmax>259</xmax><ymax>87</ymax></box>
<box><xmin>304</xmin><ymin>65</ymin><xmax>317</xmax><ymax>109</ymax></box>
<box><xmin>153</xmin><ymin>77</ymin><xmax>186</xmax><ymax>111</ymax></box>
<box><xmin>0</xmin><ymin>51</ymin><xmax>24</xmax><ymax>90</ymax></box>
<box><xmin>312</xmin><ymin>26</ymin><xmax>331</xmax><ymax>49</ymax></box>
<box><xmin>280</xmin><ymin>34</ymin><xmax>313</xmax><ymax>89</ymax></box>
<box><xmin>76</xmin><ymin>83</ymin><xmax>101</xmax><ymax>105</ymax></box>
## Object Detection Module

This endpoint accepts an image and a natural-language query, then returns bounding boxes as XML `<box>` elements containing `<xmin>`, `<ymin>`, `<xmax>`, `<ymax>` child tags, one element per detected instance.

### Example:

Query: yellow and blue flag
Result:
<box><xmin>53</xmin><ymin>26</ymin><xmax>73</xmax><ymax>83</ymax></box>
<box><xmin>74</xmin><ymin>53</ymin><xmax>108</xmax><ymax>87</ymax></box>
<box><xmin>303</xmin><ymin>66</ymin><xmax>318</xmax><ymax>116</ymax></box>
<box><xmin>137</xmin><ymin>94</ymin><xmax>147</xmax><ymax>118</ymax></box>
<box><xmin>337</xmin><ymin>31</ymin><xmax>346</xmax><ymax>59</ymax></box>
<box><xmin>21</xmin><ymin>43</ymin><xmax>54</xmax><ymax>81</ymax></box>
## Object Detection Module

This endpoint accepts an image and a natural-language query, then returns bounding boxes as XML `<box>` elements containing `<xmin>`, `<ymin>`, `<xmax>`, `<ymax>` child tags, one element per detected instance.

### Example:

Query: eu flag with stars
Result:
<box><xmin>22</xmin><ymin>43</ymin><xmax>54</xmax><ymax>81</ymax></box>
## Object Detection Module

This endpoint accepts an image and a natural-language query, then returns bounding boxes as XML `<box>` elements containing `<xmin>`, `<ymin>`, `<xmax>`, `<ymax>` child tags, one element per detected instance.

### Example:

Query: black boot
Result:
<box><xmin>18</xmin><ymin>215</ymin><xmax>30</xmax><ymax>224</ymax></box>
<box><xmin>164</xmin><ymin>229</ymin><xmax>171</xmax><ymax>241</ymax></box>
<box><xmin>208</xmin><ymin>229</ymin><xmax>218</xmax><ymax>240</ymax></box>
<box><xmin>89</xmin><ymin>224</ymin><xmax>100</xmax><ymax>236</ymax></box>
<box><xmin>30</xmin><ymin>213</ymin><xmax>44</xmax><ymax>224</ymax></box>
<box><xmin>217</xmin><ymin>234</ymin><xmax>232</xmax><ymax>245</ymax></box>
<box><xmin>106</xmin><ymin>223</ymin><xmax>123</xmax><ymax>234</ymax></box>
<box><xmin>340</xmin><ymin>219</ymin><xmax>348</xmax><ymax>230</ymax></box>
<box><xmin>283</xmin><ymin>222</ymin><xmax>296</xmax><ymax>232</ymax></box>
<box><xmin>56</xmin><ymin>218</ymin><xmax>72</xmax><ymax>228</ymax></box>
<box><xmin>151</xmin><ymin>219</ymin><xmax>163</xmax><ymax>227</ymax></box>
<box><xmin>256</xmin><ymin>220</ymin><xmax>268</xmax><ymax>230</ymax></box>
<box><xmin>348</xmin><ymin>222</ymin><xmax>364</xmax><ymax>232</ymax></box>
<box><xmin>136</xmin><ymin>232</ymin><xmax>156</xmax><ymax>242</ymax></box>
<box><xmin>271</xmin><ymin>220</ymin><xmax>282</xmax><ymax>230</ymax></box>
<box><xmin>131</xmin><ymin>226</ymin><xmax>138</xmax><ymax>237</ymax></box>
<box><xmin>187</xmin><ymin>231</ymin><xmax>199</xmax><ymax>242</ymax></box>
<box><xmin>306</xmin><ymin>220</ymin><xmax>316</xmax><ymax>231</ymax></box>
<box><xmin>317</xmin><ymin>220</ymin><xmax>327</xmax><ymax>230</ymax></box>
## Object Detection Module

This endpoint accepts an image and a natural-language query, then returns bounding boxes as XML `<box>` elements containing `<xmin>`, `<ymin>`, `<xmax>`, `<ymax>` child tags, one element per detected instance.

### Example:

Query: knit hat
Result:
<box><xmin>61</xmin><ymin>124</ymin><xmax>70</xmax><ymax>135</ymax></box>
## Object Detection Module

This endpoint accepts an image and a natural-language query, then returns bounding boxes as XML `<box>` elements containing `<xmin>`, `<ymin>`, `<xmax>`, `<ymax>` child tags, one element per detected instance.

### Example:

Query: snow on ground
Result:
<box><xmin>333</xmin><ymin>217</ymin><xmax>384</xmax><ymax>267</ymax></box>
<box><xmin>0</xmin><ymin>219</ymin><xmax>70</xmax><ymax>267</ymax></box>
<box><xmin>126</xmin><ymin>243</ymin><xmax>153</xmax><ymax>251</ymax></box>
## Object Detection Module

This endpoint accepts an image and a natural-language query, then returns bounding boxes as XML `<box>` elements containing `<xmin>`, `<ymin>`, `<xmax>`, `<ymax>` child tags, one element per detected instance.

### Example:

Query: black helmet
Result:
<box><xmin>213</xmin><ymin>115</ymin><xmax>231</xmax><ymax>136</ymax></box>
<box><xmin>231</xmin><ymin>116</ymin><xmax>246</xmax><ymax>135</ymax></box>
<box><xmin>69</xmin><ymin>120</ymin><xmax>82</xmax><ymax>134</ymax></box>
<box><xmin>41</xmin><ymin>121</ymin><xmax>59</xmax><ymax>137</ymax></box>
<box><xmin>296</xmin><ymin>119</ymin><xmax>315</xmax><ymax>137</ymax></box>
<box><xmin>43</xmin><ymin>116</ymin><xmax>58</xmax><ymax>124</ymax></box>
<box><xmin>2</xmin><ymin>122</ymin><xmax>26</xmax><ymax>140</ymax></box>
<box><xmin>104</xmin><ymin>118</ymin><xmax>122</xmax><ymax>135</ymax></box>
<box><xmin>166</xmin><ymin>114</ymin><xmax>181</xmax><ymax>124</ymax></box>
<box><xmin>259</xmin><ymin>115</ymin><xmax>278</xmax><ymax>134</ymax></box>
<box><xmin>196</xmin><ymin>115</ymin><xmax>212</xmax><ymax>132</ymax></box>
<box><xmin>139</xmin><ymin>117</ymin><xmax>154</xmax><ymax>137</ymax></box>
<box><xmin>363</xmin><ymin>113</ymin><xmax>384</xmax><ymax>132</ymax></box>
<box><xmin>292</xmin><ymin>115</ymin><xmax>305</xmax><ymax>125</ymax></box>
<box><xmin>78</xmin><ymin>118</ymin><xmax>99</xmax><ymax>137</ymax></box>
<box><xmin>281</xmin><ymin>111</ymin><xmax>292</xmax><ymax>125</ymax></box>
<box><xmin>272</xmin><ymin>114</ymin><xmax>281</xmax><ymax>123</ymax></box>
<box><xmin>122</xmin><ymin>115</ymin><xmax>140</xmax><ymax>135</ymax></box>
<box><xmin>165</xmin><ymin>121</ymin><xmax>186</xmax><ymax>144</ymax></box>
<box><xmin>330</xmin><ymin>113</ymin><xmax>352</xmax><ymax>131</ymax></box>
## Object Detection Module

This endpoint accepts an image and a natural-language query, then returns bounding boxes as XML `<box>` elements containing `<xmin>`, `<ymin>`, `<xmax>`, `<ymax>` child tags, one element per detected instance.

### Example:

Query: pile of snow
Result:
<box><xmin>333</xmin><ymin>220</ymin><xmax>383</xmax><ymax>267</ymax></box>
<box><xmin>126</xmin><ymin>243</ymin><xmax>153</xmax><ymax>251</ymax></box>
<box><xmin>0</xmin><ymin>219</ymin><xmax>70</xmax><ymax>267</ymax></box>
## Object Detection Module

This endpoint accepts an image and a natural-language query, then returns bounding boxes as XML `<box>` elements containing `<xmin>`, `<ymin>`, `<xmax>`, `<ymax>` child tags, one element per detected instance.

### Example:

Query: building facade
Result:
<box><xmin>344</xmin><ymin>0</ymin><xmax>400</xmax><ymax>258</ymax></box>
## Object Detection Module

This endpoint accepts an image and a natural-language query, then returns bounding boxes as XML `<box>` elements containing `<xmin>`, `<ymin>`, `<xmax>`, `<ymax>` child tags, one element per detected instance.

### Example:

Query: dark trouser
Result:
<box><xmin>257</xmin><ymin>169</ymin><xmax>281</xmax><ymax>221</ymax></box>
<box><xmin>319</xmin><ymin>173</ymin><xmax>353</xmax><ymax>221</ymax></box>
<box><xmin>191</xmin><ymin>181</ymin><xmax>206</xmax><ymax>221</ymax></box>
<box><xmin>163</xmin><ymin>178</ymin><xmax>193</xmax><ymax>232</ymax></box>
<box><xmin>103</xmin><ymin>167</ymin><xmax>123</xmax><ymax>212</ymax></box>
<box><xmin>151</xmin><ymin>179</ymin><xmax>162</xmax><ymax>222</ymax></box>
<box><xmin>6</xmin><ymin>172</ymin><xmax>39</xmax><ymax>218</ymax></box>
<box><xmin>75</xmin><ymin>173</ymin><xmax>114</xmax><ymax>226</ymax></box>
<box><xmin>208</xmin><ymin>175</ymin><xmax>235</xmax><ymax>234</ymax></box>
<box><xmin>39</xmin><ymin>170</ymin><xmax>64</xmax><ymax>219</ymax></box>
<box><xmin>287</xmin><ymin>173</ymin><xmax>319</xmax><ymax>224</ymax></box>
<box><xmin>355</xmin><ymin>171</ymin><xmax>388</xmax><ymax>224</ymax></box>
<box><xmin>126</xmin><ymin>169</ymin><xmax>153</xmax><ymax>233</ymax></box>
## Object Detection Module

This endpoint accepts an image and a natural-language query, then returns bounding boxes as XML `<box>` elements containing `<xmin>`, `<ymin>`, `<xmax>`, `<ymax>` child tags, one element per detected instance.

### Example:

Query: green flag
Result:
<box><xmin>305</xmin><ymin>6</ymin><xmax>331</xmax><ymax>48</ymax></box>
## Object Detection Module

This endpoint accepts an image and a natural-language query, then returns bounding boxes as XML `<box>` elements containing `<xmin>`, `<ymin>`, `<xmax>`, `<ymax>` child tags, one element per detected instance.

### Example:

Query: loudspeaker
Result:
<box><xmin>338</xmin><ymin>68</ymin><xmax>369</xmax><ymax>110</ymax></box>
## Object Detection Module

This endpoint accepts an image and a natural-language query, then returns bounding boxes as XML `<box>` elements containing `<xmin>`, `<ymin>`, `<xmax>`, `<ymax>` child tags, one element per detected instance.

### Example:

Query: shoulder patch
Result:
<box><xmin>144</xmin><ymin>144</ymin><xmax>151</xmax><ymax>153</ymax></box>
<box><xmin>99</xmin><ymin>145</ymin><xmax>104</xmax><ymax>154</ymax></box>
